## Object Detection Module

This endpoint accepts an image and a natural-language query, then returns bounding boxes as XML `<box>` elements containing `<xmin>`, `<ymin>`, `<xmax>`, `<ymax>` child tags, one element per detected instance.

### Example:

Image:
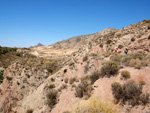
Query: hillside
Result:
<box><xmin>31</xmin><ymin>28</ymin><xmax>118</xmax><ymax>58</ymax></box>
<box><xmin>0</xmin><ymin>20</ymin><xmax>150</xmax><ymax>113</ymax></box>
<box><xmin>48</xmin><ymin>28</ymin><xmax>118</xmax><ymax>49</ymax></box>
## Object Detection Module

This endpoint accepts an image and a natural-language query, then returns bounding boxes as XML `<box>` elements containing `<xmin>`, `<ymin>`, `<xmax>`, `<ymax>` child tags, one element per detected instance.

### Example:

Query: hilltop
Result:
<box><xmin>0</xmin><ymin>20</ymin><xmax>150</xmax><ymax>113</ymax></box>
<box><xmin>48</xmin><ymin>28</ymin><xmax>118</xmax><ymax>49</ymax></box>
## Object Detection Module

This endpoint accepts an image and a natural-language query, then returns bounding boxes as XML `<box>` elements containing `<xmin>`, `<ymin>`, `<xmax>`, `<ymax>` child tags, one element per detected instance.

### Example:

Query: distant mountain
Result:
<box><xmin>35</xmin><ymin>43</ymin><xmax>44</xmax><ymax>47</ymax></box>
<box><xmin>48</xmin><ymin>28</ymin><xmax>118</xmax><ymax>49</ymax></box>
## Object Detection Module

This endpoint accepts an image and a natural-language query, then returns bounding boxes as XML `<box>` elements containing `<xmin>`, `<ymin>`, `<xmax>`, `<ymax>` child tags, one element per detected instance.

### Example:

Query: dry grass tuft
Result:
<box><xmin>73</xmin><ymin>97</ymin><xmax>116</xmax><ymax>113</ymax></box>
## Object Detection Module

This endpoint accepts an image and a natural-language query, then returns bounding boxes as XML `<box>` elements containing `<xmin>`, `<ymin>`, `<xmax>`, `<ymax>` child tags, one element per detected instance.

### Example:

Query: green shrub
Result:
<box><xmin>50</xmin><ymin>77</ymin><xmax>55</xmax><ymax>82</ymax></box>
<box><xmin>6</xmin><ymin>76</ymin><xmax>12</xmax><ymax>81</ymax></box>
<box><xmin>118</xmin><ymin>44</ymin><xmax>124</xmax><ymax>49</ymax></box>
<box><xmin>129</xmin><ymin>59</ymin><xmax>142</xmax><ymax>69</ymax></box>
<box><xmin>26</xmin><ymin>109</ymin><xmax>33</xmax><ymax>113</ymax></box>
<box><xmin>140</xmin><ymin>93</ymin><xmax>149</xmax><ymax>105</ymax></box>
<box><xmin>101</xmin><ymin>61</ymin><xmax>119</xmax><ymax>77</ymax></box>
<box><xmin>48</xmin><ymin>84</ymin><xmax>55</xmax><ymax>89</ymax></box>
<box><xmin>111</xmin><ymin>82</ymin><xmax>122</xmax><ymax>101</ymax></box>
<box><xmin>72</xmin><ymin>84</ymin><xmax>76</xmax><ymax>88</ymax></box>
<box><xmin>10</xmin><ymin>47</ymin><xmax>17</xmax><ymax>52</ymax></box>
<box><xmin>16</xmin><ymin>52</ymin><xmax>21</xmax><ymax>57</ymax></box>
<box><xmin>99</xmin><ymin>44</ymin><xmax>103</xmax><ymax>48</ymax></box>
<box><xmin>139</xmin><ymin>80</ymin><xmax>146</xmax><ymax>86</ymax></box>
<box><xmin>0</xmin><ymin>70</ymin><xmax>4</xmax><ymax>84</ymax></box>
<box><xmin>89</xmin><ymin>71</ymin><xmax>100</xmax><ymax>84</ymax></box>
<box><xmin>111</xmin><ymin>81</ymin><xmax>144</xmax><ymax>106</ymax></box>
<box><xmin>121</xmin><ymin>70</ymin><xmax>130</xmax><ymax>80</ymax></box>
<box><xmin>83</xmin><ymin>55</ymin><xmax>88</xmax><ymax>62</ymax></box>
<box><xmin>131</xmin><ymin>52</ymin><xmax>145</xmax><ymax>60</ymax></box>
<box><xmin>122</xmin><ymin>55</ymin><xmax>132</xmax><ymax>63</ymax></box>
<box><xmin>47</xmin><ymin>68</ymin><xmax>53</xmax><ymax>73</ymax></box>
<box><xmin>61</xmin><ymin>84</ymin><xmax>68</xmax><ymax>89</ymax></box>
<box><xmin>84</xmin><ymin>64</ymin><xmax>89</xmax><ymax>73</ymax></box>
<box><xmin>46</xmin><ymin>90</ymin><xmax>58</xmax><ymax>108</ymax></box>
<box><xmin>69</xmin><ymin>77</ymin><xmax>76</xmax><ymax>84</ymax></box>
<box><xmin>107</xmin><ymin>40</ymin><xmax>112</xmax><ymax>44</ymax></box>
<box><xmin>90</xmin><ymin>53</ymin><xmax>98</xmax><ymax>57</ymax></box>
<box><xmin>64</xmin><ymin>77</ymin><xmax>68</xmax><ymax>83</ymax></box>
<box><xmin>75</xmin><ymin>79</ymin><xmax>93</xmax><ymax>99</ymax></box>
<box><xmin>122</xmin><ymin>81</ymin><xmax>142</xmax><ymax>105</ymax></box>
<box><xmin>110</xmin><ymin>54</ymin><xmax>122</xmax><ymax>62</ymax></box>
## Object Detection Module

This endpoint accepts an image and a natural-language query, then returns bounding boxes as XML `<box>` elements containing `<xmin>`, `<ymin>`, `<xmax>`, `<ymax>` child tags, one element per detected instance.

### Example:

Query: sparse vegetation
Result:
<box><xmin>89</xmin><ymin>71</ymin><xmax>100</xmax><ymax>84</ymax></box>
<box><xmin>118</xmin><ymin>44</ymin><xmax>124</xmax><ymax>49</ymax></box>
<box><xmin>0</xmin><ymin>70</ymin><xmax>4</xmax><ymax>84</ymax></box>
<box><xmin>84</xmin><ymin>64</ymin><xmax>89</xmax><ymax>73</ymax></box>
<box><xmin>111</xmin><ymin>81</ymin><xmax>149</xmax><ymax>106</ymax></box>
<box><xmin>121</xmin><ymin>70</ymin><xmax>130</xmax><ymax>80</ymax></box>
<box><xmin>140</xmin><ymin>93</ymin><xmax>149</xmax><ymax>105</ymax></box>
<box><xmin>48</xmin><ymin>84</ymin><xmax>55</xmax><ymax>89</ymax></box>
<box><xmin>26</xmin><ymin>109</ymin><xmax>33</xmax><ymax>113</ymax></box>
<box><xmin>46</xmin><ymin>90</ymin><xmax>58</xmax><ymax>108</ymax></box>
<box><xmin>129</xmin><ymin>59</ymin><xmax>142</xmax><ymax>69</ymax></box>
<box><xmin>0</xmin><ymin>47</ymin><xmax>23</xmax><ymax>68</ymax></box>
<box><xmin>139</xmin><ymin>80</ymin><xmax>146</xmax><ymax>86</ymax></box>
<box><xmin>69</xmin><ymin>77</ymin><xmax>76</xmax><ymax>84</ymax></box>
<box><xmin>61</xmin><ymin>84</ymin><xmax>68</xmax><ymax>89</ymax></box>
<box><xmin>110</xmin><ymin>52</ymin><xmax>150</xmax><ymax>69</ymax></box>
<box><xmin>107</xmin><ymin>40</ymin><xmax>112</xmax><ymax>44</ymax></box>
<box><xmin>101</xmin><ymin>61</ymin><xmax>119</xmax><ymax>77</ymax></box>
<box><xmin>6</xmin><ymin>76</ymin><xmax>13</xmax><ymax>81</ymax></box>
<box><xmin>82</xmin><ymin>55</ymin><xmax>88</xmax><ymax>62</ymax></box>
<box><xmin>143</xmin><ymin>20</ymin><xmax>150</xmax><ymax>23</ymax></box>
<box><xmin>64</xmin><ymin>77</ymin><xmax>68</xmax><ymax>83</ymax></box>
<box><xmin>99</xmin><ymin>43</ymin><xmax>103</xmax><ymax>48</ymax></box>
<box><xmin>16</xmin><ymin>52</ymin><xmax>21</xmax><ymax>57</ymax></box>
<box><xmin>73</xmin><ymin>98</ymin><xmax>116</xmax><ymax>113</ymax></box>
<box><xmin>75</xmin><ymin>78</ymin><xmax>93</xmax><ymax>99</ymax></box>
<box><xmin>50</xmin><ymin>77</ymin><xmax>55</xmax><ymax>82</ymax></box>
<box><xmin>72</xmin><ymin>84</ymin><xmax>76</xmax><ymax>88</ymax></box>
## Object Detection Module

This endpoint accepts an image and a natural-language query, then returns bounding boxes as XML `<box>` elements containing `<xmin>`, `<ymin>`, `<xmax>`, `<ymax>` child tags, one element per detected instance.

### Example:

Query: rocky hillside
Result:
<box><xmin>48</xmin><ymin>28</ymin><xmax>118</xmax><ymax>49</ymax></box>
<box><xmin>30</xmin><ymin>28</ymin><xmax>118</xmax><ymax>58</ymax></box>
<box><xmin>0</xmin><ymin>20</ymin><xmax>150</xmax><ymax>113</ymax></box>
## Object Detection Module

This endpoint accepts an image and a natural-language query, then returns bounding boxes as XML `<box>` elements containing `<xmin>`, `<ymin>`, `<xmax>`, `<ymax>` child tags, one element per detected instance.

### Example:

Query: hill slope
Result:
<box><xmin>48</xmin><ymin>28</ymin><xmax>118</xmax><ymax>49</ymax></box>
<box><xmin>0</xmin><ymin>20</ymin><xmax>150</xmax><ymax>113</ymax></box>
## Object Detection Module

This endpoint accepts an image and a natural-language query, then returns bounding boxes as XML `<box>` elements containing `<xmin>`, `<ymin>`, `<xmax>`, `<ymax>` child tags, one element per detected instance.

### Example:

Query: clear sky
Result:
<box><xmin>0</xmin><ymin>0</ymin><xmax>150</xmax><ymax>47</ymax></box>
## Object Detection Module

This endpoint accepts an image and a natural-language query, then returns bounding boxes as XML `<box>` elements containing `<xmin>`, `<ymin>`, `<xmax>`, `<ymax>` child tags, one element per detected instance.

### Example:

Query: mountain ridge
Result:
<box><xmin>48</xmin><ymin>28</ymin><xmax>118</xmax><ymax>49</ymax></box>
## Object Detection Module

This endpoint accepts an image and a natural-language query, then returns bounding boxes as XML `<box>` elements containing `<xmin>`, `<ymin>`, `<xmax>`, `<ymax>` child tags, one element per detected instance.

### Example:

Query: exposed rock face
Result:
<box><xmin>0</xmin><ymin>61</ymin><xmax>48</xmax><ymax>113</ymax></box>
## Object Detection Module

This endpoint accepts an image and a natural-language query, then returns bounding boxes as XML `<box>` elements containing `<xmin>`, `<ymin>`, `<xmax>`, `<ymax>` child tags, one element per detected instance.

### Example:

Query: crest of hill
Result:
<box><xmin>48</xmin><ymin>28</ymin><xmax>118</xmax><ymax>49</ymax></box>
<box><xmin>34</xmin><ymin>43</ymin><xmax>44</xmax><ymax>47</ymax></box>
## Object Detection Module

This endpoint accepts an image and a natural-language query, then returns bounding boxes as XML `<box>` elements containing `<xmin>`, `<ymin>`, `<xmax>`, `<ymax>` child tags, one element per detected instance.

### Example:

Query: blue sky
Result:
<box><xmin>0</xmin><ymin>0</ymin><xmax>150</xmax><ymax>47</ymax></box>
